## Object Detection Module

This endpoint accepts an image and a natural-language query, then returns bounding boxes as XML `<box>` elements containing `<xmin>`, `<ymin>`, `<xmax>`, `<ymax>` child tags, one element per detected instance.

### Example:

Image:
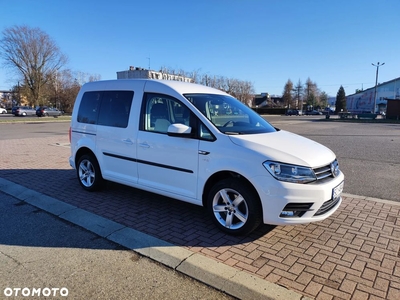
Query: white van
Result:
<box><xmin>69</xmin><ymin>79</ymin><xmax>344</xmax><ymax>235</ymax></box>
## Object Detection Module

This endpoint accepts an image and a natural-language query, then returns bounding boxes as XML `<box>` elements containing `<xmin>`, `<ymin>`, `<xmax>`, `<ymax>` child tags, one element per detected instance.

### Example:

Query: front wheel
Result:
<box><xmin>77</xmin><ymin>154</ymin><xmax>103</xmax><ymax>191</ymax></box>
<box><xmin>207</xmin><ymin>178</ymin><xmax>262</xmax><ymax>235</ymax></box>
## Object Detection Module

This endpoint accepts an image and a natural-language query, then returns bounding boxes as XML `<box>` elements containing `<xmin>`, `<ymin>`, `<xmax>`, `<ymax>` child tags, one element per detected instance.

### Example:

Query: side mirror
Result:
<box><xmin>167</xmin><ymin>123</ymin><xmax>192</xmax><ymax>137</ymax></box>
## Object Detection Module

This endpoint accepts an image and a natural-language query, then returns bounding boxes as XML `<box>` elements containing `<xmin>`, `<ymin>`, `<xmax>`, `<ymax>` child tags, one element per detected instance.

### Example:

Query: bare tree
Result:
<box><xmin>293</xmin><ymin>80</ymin><xmax>303</xmax><ymax>110</ymax></box>
<box><xmin>304</xmin><ymin>77</ymin><xmax>320</xmax><ymax>109</ymax></box>
<box><xmin>157</xmin><ymin>66</ymin><xmax>255</xmax><ymax>105</ymax></box>
<box><xmin>0</xmin><ymin>25</ymin><xmax>68</xmax><ymax>106</ymax></box>
<box><xmin>282</xmin><ymin>79</ymin><xmax>294</xmax><ymax>108</ymax></box>
<box><xmin>45</xmin><ymin>69</ymin><xmax>81</xmax><ymax>112</ymax></box>
<box><xmin>319</xmin><ymin>91</ymin><xmax>329</xmax><ymax>108</ymax></box>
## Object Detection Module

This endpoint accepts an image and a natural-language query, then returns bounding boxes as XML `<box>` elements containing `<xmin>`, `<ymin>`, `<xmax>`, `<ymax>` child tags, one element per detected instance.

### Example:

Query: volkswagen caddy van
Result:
<box><xmin>69</xmin><ymin>79</ymin><xmax>344</xmax><ymax>235</ymax></box>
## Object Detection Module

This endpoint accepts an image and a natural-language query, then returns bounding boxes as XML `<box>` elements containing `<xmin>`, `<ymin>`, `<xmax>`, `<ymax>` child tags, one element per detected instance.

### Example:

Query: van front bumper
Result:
<box><xmin>253</xmin><ymin>172</ymin><xmax>345</xmax><ymax>226</ymax></box>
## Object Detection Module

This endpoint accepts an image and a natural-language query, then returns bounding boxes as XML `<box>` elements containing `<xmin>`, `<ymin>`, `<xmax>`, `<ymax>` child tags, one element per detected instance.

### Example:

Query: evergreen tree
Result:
<box><xmin>335</xmin><ymin>86</ymin><xmax>347</xmax><ymax>113</ymax></box>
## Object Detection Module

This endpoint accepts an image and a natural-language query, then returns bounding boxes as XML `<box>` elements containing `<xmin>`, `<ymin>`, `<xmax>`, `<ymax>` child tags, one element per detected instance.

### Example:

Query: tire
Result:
<box><xmin>77</xmin><ymin>154</ymin><xmax>104</xmax><ymax>191</ymax></box>
<box><xmin>207</xmin><ymin>178</ymin><xmax>262</xmax><ymax>235</ymax></box>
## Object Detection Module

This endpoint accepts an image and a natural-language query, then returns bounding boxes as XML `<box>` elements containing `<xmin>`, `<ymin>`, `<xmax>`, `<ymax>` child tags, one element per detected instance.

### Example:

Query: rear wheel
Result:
<box><xmin>77</xmin><ymin>154</ymin><xmax>103</xmax><ymax>191</ymax></box>
<box><xmin>207</xmin><ymin>178</ymin><xmax>262</xmax><ymax>235</ymax></box>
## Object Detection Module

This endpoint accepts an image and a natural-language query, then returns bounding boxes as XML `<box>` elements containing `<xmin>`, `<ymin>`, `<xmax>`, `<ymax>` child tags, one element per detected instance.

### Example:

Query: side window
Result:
<box><xmin>142</xmin><ymin>93</ymin><xmax>191</xmax><ymax>134</ymax></box>
<box><xmin>77</xmin><ymin>92</ymin><xmax>102</xmax><ymax>124</ymax></box>
<box><xmin>98</xmin><ymin>91</ymin><xmax>133</xmax><ymax>128</ymax></box>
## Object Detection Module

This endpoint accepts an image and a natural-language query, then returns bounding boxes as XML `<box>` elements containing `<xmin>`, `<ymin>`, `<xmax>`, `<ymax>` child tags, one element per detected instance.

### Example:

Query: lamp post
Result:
<box><xmin>372</xmin><ymin>62</ymin><xmax>384</xmax><ymax>113</ymax></box>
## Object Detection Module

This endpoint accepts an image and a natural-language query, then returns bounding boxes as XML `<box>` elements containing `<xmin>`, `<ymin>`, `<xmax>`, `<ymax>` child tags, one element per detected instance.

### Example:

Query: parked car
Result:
<box><xmin>69</xmin><ymin>79</ymin><xmax>344</xmax><ymax>236</ymax></box>
<box><xmin>14</xmin><ymin>106</ymin><xmax>36</xmax><ymax>116</ymax></box>
<box><xmin>323</xmin><ymin>108</ymin><xmax>335</xmax><ymax>115</ymax></box>
<box><xmin>285</xmin><ymin>109</ymin><xmax>300</xmax><ymax>116</ymax></box>
<box><xmin>0</xmin><ymin>108</ymin><xmax>7</xmax><ymax>114</ymax></box>
<box><xmin>12</xmin><ymin>106</ymin><xmax>23</xmax><ymax>115</ymax></box>
<box><xmin>36</xmin><ymin>106</ymin><xmax>62</xmax><ymax>117</ymax></box>
<box><xmin>305</xmin><ymin>110</ymin><xmax>323</xmax><ymax>115</ymax></box>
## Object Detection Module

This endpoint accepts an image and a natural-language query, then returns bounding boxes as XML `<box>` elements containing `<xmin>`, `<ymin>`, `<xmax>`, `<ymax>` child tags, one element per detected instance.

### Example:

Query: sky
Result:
<box><xmin>0</xmin><ymin>0</ymin><xmax>399</xmax><ymax>97</ymax></box>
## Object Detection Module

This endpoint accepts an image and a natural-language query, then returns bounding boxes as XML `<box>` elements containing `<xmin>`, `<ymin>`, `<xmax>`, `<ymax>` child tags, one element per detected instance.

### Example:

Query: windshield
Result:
<box><xmin>184</xmin><ymin>93</ymin><xmax>277</xmax><ymax>134</ymax></box>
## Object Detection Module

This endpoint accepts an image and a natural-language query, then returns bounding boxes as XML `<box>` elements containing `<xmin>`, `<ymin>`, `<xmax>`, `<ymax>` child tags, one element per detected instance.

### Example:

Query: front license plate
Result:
<box><xmin>332</xmin><ymin>181</ymin><xmax>344</xmax><ymax>200</ymax></box>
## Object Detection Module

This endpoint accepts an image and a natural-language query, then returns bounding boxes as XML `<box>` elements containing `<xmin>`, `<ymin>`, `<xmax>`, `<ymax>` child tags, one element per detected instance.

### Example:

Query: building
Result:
<box><xmin>253</xmin><ymin>93</ymin><xmax>283</xmax><ymax>107</ymax></box>
<box><xmin>117</xmin><ymin>66</ymin><xmax>193</xmax><ymax>83</ymax></box>
<box><xmin>346</xmin><ymin>77</ymin><xmax>400</xmax><ymax>114</ymax></box>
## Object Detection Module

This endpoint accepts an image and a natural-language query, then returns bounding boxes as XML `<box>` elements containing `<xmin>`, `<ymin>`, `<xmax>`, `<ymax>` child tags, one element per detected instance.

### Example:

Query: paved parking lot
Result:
<box><xmin>0</xmin><ymin>122</ymin><xmax>400</xmax><ymax>299</ymax></box>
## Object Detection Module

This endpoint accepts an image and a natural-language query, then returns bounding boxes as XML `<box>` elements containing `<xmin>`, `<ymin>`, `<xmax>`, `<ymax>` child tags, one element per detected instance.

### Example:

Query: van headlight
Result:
<box><xmin>263</xmin><ymin>161</ymin><xmax>316</xmax><ymax>184</ymax></box>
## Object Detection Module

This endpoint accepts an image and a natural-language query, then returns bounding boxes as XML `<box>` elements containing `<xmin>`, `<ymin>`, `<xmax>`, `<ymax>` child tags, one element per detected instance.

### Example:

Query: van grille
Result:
<box><xmin>313</xmin><ymin>160</ymin><xmax>339</xmax><ymax>181</ymax></box>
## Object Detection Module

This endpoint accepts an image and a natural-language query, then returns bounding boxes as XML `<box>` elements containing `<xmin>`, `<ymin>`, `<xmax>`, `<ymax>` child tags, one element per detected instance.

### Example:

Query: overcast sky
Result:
<box><xmin>1</xmin><ymin>0</ymin><xmax>399</xmax><ymax>97</ymax></box>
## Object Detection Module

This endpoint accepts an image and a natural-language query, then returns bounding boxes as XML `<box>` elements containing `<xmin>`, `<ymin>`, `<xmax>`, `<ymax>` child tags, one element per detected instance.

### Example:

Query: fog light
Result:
<box><xmin>280</xmin><ymin>211</ymin><xmax>295</xmax><ymax>217</ymax></box>
<box><xmin>280</xmin><ymin>203</ymin><xmax>314</xmax><ymax>218</ymax></box>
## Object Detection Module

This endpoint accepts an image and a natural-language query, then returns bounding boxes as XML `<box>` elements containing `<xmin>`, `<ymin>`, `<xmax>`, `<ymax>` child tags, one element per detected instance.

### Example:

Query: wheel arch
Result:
<box><xmin>202</xmin><ymin>171</ymin><xmax>261</xmax><ymax>208</ymax></box>
<box><xmin>75</xmin><ymin>147</ymin><xmax>98</xmax><ymax>170</ymax></box>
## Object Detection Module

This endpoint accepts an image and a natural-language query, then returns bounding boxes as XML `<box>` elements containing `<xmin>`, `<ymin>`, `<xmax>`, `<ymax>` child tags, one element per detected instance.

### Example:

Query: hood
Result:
<box><xmin>228</xmin><ymin>130</ymin><xmax>336</xmax><ymax>167</ymax></box>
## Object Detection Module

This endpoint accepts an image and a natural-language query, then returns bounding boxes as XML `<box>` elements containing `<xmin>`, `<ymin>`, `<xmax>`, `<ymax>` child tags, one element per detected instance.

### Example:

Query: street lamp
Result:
<box><xmin>372</xmin><ymin>62</ymin><xmax>385</xmax><ymax>113</ymax></box>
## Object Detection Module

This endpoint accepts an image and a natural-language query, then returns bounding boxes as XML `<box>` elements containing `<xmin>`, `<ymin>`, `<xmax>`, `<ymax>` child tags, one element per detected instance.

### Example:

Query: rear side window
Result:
<box><xmin>77</xmin><ymin>91</ymin><xmax>134</xmax><ymax>127</ymax></box>
<box><xmin>77</xmin><ymin>92</ymin><xmax>102</xmax><ymax>124</ymax></box>
<box><xmin>98</xmin><ymin>91</ymin><xmax>133</xmax><ymax>128</ymax></box>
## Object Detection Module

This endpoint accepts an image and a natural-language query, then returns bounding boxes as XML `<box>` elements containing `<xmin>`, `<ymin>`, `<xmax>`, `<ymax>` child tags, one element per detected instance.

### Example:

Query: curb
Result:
<box><xmin>0</xmin><ymin>177</ymin><xmax>309</xmax><ymax>300</ymax></box>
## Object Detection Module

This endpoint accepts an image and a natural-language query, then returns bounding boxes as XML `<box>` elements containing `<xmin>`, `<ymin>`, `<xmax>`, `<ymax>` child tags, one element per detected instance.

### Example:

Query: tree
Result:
<box><xmin>293</xmin><ymin>80</ymin><xmax>303</xmax><ymax>110</ymax></box>
<box><xmin>304</xmin><ymin>77</ymin><xmax>319</xmax><ymax>109</ymax></box>
<box><xmin>45</xmin><ymin>69</ymin><xmax>81</xmax><ymax>113</ymax></box>
<box><xmin>159</xmin><ymin>66</ymin><xmax>255</xmax><ymax>105</ymax></box>
<box><xmin>335</xmin><ymin>86</ymin><xmax>347</xmax><ymax>113</ymax></box>
<box><xmin>319</xmin><ymin>91</ymin><xmax>329</xmax><ymax>108</ymax></box>
<box><xmin>282</xmin><ymin>79</ymin><xmax>294</xmax><ymax>108</ymax></box>
<box><xmin>0</xmin><ymin>25</ymin><xmax>68</xmax><ymax>106</ymax></box>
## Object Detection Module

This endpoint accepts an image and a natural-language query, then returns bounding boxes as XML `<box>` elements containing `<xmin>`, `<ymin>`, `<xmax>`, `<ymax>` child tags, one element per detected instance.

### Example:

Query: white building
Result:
<box><xmin>117</xmin><ymin>66</ymin><xmax>193</xmax><ymax>83</ymax></box>
<box><xmin>346</xmin><ymin>77</ymin><xmax>400</xmax><ymax>113</ymax></box>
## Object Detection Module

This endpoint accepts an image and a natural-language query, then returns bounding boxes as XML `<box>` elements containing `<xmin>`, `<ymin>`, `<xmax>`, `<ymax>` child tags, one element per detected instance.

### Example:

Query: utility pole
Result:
<box><xmin>372</xmin><ymin>62</ymin><xmax>384</xmax><ymax>113</ymax></box>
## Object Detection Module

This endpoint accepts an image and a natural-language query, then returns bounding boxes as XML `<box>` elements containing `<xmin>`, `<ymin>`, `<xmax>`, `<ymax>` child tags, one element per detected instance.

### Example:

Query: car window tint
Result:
<box><xmin>98</xmin><ymin>91</ymin><xmax>133</xmax><ymax>128</ymax></box>
<box><xmin>77</xmin><ymin>92</ymin><xmax>102</xmax><ymax>124</ymax></box>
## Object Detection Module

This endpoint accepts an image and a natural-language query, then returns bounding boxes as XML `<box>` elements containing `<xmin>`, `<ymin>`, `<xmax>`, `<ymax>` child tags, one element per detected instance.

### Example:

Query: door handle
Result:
<box><xmin>122</xmin><ymin>138</ymin><xmax>134</xmax><ymax>145</ymax></box>
<box><xmin>139</xmin><ymin>142</ymin><xmax>150</xmax><ymax>148</ymax></box>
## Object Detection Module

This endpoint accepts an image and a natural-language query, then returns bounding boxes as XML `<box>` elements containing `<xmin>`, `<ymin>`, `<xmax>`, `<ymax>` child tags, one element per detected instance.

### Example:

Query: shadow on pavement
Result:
<box><xmin>0</xmin><ymin>192</ymin><xmax>125</xmax><ymax>250</ymax></box>
<box><xmin>0</xmin><ymin>168</ymin><xmax>276</xmax><ymax>249</ymax></box>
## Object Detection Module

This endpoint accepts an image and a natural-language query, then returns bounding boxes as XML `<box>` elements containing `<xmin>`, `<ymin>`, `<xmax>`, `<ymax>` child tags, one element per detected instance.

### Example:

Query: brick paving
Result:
<box><xmin>1</xmin><ymin>135</ymin><xmax>400</xmax><ymax>299</ymax></box>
